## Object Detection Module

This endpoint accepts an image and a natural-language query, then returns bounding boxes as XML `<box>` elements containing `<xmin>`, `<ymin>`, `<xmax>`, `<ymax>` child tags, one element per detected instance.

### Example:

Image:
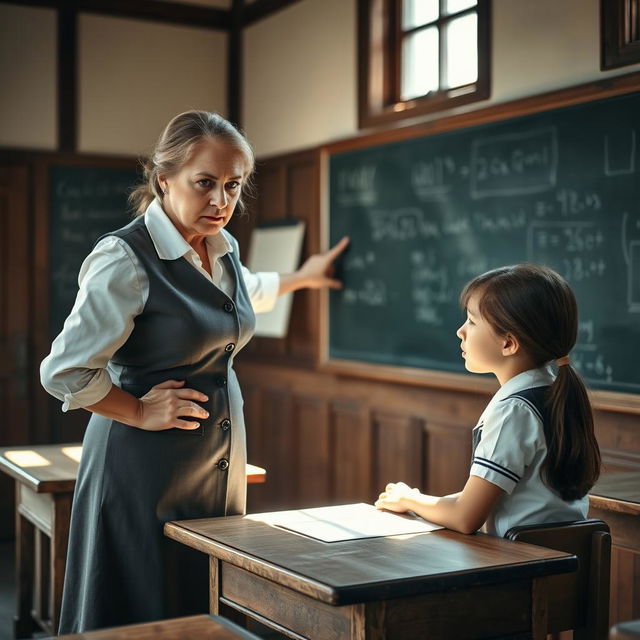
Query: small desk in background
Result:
<box><xmin>589</xmin><ymin>472</ymin><xmax>640</xmax><ymax>628</ymax></box>
<box><xmin>0</xmin><ymin>443</ymin><xmax>266</xmax><ymax>639</ymax></box>
<box><xmin>165</xmin><ymin>508</ymin><xmax>578</xmax><ymax>640</ymax></box>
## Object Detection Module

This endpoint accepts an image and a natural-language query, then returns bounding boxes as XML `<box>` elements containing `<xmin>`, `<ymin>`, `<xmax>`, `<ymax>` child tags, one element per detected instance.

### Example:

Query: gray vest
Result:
<box><xmin>59</xmin><ymin>215</ymin><xmax>256</xmax><ymax>632</ymax></box>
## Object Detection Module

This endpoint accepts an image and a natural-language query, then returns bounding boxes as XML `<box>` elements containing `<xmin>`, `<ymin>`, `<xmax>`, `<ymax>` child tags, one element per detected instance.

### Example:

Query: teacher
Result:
<box><xmin>40</xmin><ymin>110</ymin><xmax>348</xmax><ymax>633</ymax></box>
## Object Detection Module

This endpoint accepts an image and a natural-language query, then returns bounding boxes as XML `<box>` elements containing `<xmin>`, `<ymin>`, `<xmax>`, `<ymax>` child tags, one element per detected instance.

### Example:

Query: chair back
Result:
<box><xmin>505</xmin><ymin>518</ymin><xmax>611</xmax><ymax>640</ymax></box>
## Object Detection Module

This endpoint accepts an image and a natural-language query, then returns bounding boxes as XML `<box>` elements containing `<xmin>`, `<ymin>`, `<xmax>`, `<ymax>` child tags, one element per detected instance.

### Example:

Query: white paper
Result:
<box><xmin>247</xmin><ymin>222</ymin><xmax>305</xmax><ymax>338</ymax></box>
<box><xmin>247</xmin><ymin>503</ymin><xmax>443</xmax><ymax>542</ymax></box>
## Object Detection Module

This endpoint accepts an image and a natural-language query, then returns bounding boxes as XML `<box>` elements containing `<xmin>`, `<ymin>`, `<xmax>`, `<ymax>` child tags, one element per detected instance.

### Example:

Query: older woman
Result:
<box><xmin>40</xmin><ymin>110</ymin><xmax>348</xmax><ymax>633</ymax></box>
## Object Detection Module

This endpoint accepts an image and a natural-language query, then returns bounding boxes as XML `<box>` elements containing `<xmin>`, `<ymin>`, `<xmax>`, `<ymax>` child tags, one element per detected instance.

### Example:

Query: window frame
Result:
<box><xmin>601</xmin><ymin>0</ymin><xmax>640</xmax><ymax>70</ymax></box>
<box><xmin>358</xmin><ymin>0</ymin><xmax>491</xmax><ymax>129</ymax></box>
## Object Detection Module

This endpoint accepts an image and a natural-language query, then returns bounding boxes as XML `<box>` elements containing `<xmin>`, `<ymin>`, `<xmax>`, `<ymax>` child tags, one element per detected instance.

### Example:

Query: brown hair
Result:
<box><xmin>460</xmin><ymin>264</ymin><xmax>601</xmax><ymax>501</ymax></box>
<box><xmin>129</xmin><ymin>110</ymin><xmax>255</xmax><ymax>216</ymax></box>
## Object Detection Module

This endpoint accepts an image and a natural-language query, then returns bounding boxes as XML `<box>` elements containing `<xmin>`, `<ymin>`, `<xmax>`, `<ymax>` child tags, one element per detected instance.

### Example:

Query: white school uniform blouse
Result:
<box><xmin>40</xmin><ymin>199</ymin><xmax>279</xmax><ymax>412</ymax></box>
<box><xmin>470</xmin><ymin>366</ymin><xmax>589</xmax><ymax>537</ymax></box>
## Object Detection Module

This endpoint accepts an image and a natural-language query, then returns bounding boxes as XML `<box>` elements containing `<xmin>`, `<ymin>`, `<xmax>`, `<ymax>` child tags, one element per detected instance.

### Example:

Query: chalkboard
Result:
<box><xmin>326</xmin><ymin>90</ymin><xmax>640</xmax><ymax>398</ymax></box>
<box><xmin>49</xmin><ymin>165</ymin><xmax>139</xmax><ymax>338</ymax></box>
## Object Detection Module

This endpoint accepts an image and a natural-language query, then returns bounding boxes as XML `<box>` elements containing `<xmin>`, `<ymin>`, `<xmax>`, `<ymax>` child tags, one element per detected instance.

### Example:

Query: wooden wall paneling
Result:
<box><xmin>594</xmin><ymin>409</ymin><xmax>640</xmax><ymax>474</ymax></box>
<box><xmin>373</xmin><ymin>412</ymin><xmax>424</xmax><ymax>493</ymax></box>
<box><xmin>610</xmin><ymin>545</ymin><xmax>640</xmax><ymax>624</ymax></box>
<box><xmin>253</xmin><ymin>386</ymin><xmax>295</xmax><ymax>511</ymax></box>
<box><xmin>285</xmin><ymin>153</ymin><xmax>320</xmax><ymax>364</ymax></box>
<box><xmin>293</xmin><ymin>394</ymin><xmax>331</xmax><ymax>507</ymax></box>
<box><xmin>332</xmin><ymin>400</ymin><xmax>374</xmax><ymax>504</ymax></box>
<box><xmin>0</xmin><ymin>164</ymin><xmax>30</xmax><ymax>539</ymax></box>
<box><xmin>424</xmin><ymin>421</ymin><xmax>472</xmax><ymax>496</ymax></box>
<box><xmin>242</xmin><ymin>382</ymin><xmax>269</xmax><ymax>513</ymax></box>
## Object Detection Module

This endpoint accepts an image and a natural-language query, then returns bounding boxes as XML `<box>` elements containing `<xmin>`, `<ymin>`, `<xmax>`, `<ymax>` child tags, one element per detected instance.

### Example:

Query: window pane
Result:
<box><xmin>445</xmin><ymin>0</ymin><xmax>477</xmax><ymax>14</ymax></box>
<box><xmin>402</xmin><ymin>0</ymin><xmax>439</xmax><ymax>30</ymax></box>
<box><xmin>444</xmin><ymin>12</ymin><xmax>477</xmax><ymax>89</ymax></box>
<box><xmin>401</xmin><ymin>26</ymin><xmax>439</xmax><ymax>101</ymax></box>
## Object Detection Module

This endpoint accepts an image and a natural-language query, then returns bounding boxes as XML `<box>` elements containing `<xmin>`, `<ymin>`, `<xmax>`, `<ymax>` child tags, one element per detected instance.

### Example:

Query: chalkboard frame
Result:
<box><xmin>319</xmin><ymin>71</ymin><xmax>640</xmax><ymax>414</ymax></box>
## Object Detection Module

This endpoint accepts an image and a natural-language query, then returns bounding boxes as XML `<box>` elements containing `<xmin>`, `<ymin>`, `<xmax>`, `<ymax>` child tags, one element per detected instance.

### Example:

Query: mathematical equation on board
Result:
<box><xmin>50</xmin><ymin>172</ymin><xmax>134</xmax><ymax>330</ymax></box>
<box><xmin>334</xmin><ymin>126</ymin><xmax>640</xmax><ymax>389</ymax></box>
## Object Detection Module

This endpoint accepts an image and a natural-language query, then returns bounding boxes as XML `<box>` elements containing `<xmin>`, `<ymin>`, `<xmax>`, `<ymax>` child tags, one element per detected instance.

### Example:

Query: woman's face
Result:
<box><xmin>160</xmin><ymin>137</ymin><xmax>249</xmax><ymax>245</ymax></box>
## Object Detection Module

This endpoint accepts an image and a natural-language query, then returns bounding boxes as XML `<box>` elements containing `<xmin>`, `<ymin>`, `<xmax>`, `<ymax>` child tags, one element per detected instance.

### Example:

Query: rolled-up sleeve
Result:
<box><xmin>240</xmin><ymin>266</ymin><xmax>280</xmax><ymax>314</ymax></box>
<box><xmin>470</xmin><ymin>400</ymin><xmax>543</xmax><ymax>494</ymax></box>
<box><xmin>40</xmin><ymin>237</ymin><xmax>147</xmax><ymax>411</ymax></box>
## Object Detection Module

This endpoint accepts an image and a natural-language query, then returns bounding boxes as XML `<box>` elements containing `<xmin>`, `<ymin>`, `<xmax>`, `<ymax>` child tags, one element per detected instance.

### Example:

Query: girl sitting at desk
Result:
<box><xmin>375</xmin><ymin>263</ymin><xmax>601</xmax><ymax>537</ymax></box>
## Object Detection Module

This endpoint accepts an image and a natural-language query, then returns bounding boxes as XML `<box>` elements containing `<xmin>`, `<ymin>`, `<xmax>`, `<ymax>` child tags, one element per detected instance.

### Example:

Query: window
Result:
<box><xmin>601</xmin><ymin>0</ymin><xmax>640</xmax><ymax>69</ymax></box>
<box><xmin>358</xmin><ymin>0</ymin><xmax>490</xmax><ymax>128</ymax></box>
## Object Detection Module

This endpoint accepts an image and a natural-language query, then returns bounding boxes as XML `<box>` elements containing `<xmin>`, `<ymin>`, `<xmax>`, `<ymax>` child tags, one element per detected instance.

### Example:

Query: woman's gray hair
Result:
<box><xmin>129</xmin><ymin>110</ymin><xmax>255</xmax><ymax>216</ymax></box>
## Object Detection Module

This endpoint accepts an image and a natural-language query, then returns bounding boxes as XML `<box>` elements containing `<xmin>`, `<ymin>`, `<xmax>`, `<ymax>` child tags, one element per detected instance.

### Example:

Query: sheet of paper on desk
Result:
<box><xmin>253</xmin><ymin>503</ymin><xmax>443</xmax><ymax>542</ymax></box>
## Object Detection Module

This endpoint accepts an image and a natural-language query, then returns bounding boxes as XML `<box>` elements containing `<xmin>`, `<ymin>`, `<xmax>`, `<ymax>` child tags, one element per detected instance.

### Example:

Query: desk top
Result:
<box><xmin>0</xmin><ymin>444</ymin><xmax>266</xmax><ymax>493</ymax></box>
<box><xmin>164</xmin><ymin>509</ymin><xmax>577</xmax><ymax>606</ymax></box>
<box><xmin>589</xmin><ymin>472</ymin><xmax>640</xmax><ymax>516</ymax></box>
<box><xmin>48</xmin><ymin>614</ymin><xmax>259</xmax><ymax>639</ymax></box>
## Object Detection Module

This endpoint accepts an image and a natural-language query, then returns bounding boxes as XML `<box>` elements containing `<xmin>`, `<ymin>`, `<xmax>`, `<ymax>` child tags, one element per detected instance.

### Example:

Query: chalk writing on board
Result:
<box><xmin>470</xmin><ymin>127</ymin><xmax>558</xmax><ymax>198</ymax></box>
<box><xmin>336</xmin><ymin>165</ymin><xmax>377</xmax><ymax>207</ymax></box>
<box><xmin>411</xmin><ymin>156</ymin><xmax>457</xmax><ymax>199</ymax></box>
<box><xmin>49</xmin><ymin>166</ymin><xmax>138</xmax><ymax>338</ymax></box>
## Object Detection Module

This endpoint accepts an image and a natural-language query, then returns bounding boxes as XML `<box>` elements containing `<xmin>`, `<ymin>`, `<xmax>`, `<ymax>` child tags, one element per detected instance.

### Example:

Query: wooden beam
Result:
<box><xmin>57</xmin><ymin>5</ymin><xmax>77</xmax><ymax>152</ymax></box>
<box><xmin>1</xmin><ymin>0</ymin><xmax>231</xmax><ymax>31</ymax></box>
<box><xmin>228</xmin><ymin>0</ymin><xmax>243</xmax><ymax>126</ymax></box>
<box><xmin>241</xmin><ymin>0</ymin><xmax>303</xmax><ymax>26</ymax></box>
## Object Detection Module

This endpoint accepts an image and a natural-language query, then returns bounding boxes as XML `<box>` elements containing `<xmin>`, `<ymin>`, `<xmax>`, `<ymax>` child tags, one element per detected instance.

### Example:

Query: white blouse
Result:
<box><xmin>40</xmin><ymin>199</ymin><xmax>279</xmax><ymax>412</ymax></box>
<box><xmin>470</xmin><ymin>366</ymin><xmax>588</xmax><ymax>537</ymax></box>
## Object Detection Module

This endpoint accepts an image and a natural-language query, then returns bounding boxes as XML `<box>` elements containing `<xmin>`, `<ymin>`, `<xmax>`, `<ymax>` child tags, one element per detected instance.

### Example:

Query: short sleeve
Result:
<box><xmin>470</xmin><ymin>399</ymin><xmax>544</xmax><ymax>494</ymax></box>
<box><xmin>40</xmin><ymin>236</ymin><xmax>147</xmax><ymax>411</ymax></box>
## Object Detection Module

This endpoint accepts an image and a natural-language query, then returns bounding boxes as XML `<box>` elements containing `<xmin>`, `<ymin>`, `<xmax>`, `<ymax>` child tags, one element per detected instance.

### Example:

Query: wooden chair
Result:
<box><xmin>505</xmin><ymin>519</ymin><xmax>611</xmax><ymax>640</ymax></box>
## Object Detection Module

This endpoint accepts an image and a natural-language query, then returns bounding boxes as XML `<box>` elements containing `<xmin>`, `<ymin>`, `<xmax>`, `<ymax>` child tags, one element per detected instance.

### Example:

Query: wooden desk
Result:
<box><xmin>165</xmin><ymin>509</ymin><xmax>578</xmax><ymax>640</ymax></box>
<box><xmin>589</xmin><ymin>473</ymin><xmax>640</xmax><ymax>627</ymax></box>
<box><xmin>47</xmin><ymin>614</ymin><xmax>260</xmax><ymax>639</ymax></box>
<box><xmin>0</xmin><ymin>444</ymin><xmax>266</xmax><ymax>639</ymax></box>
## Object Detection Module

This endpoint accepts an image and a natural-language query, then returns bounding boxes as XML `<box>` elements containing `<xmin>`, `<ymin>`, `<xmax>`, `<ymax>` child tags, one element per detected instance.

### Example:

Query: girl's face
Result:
<box><xmin>160</xmin><ymin>138</ymin><xmax>249</xmax><ymax>245</ymax></box>
<box><xmin>456</xmin><ymin>292</ymin><xmax>507</xmax><ymax>375</ymax></box>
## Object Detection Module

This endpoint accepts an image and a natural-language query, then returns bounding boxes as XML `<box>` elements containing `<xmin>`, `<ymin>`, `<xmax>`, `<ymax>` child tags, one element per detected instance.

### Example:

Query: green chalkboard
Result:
<box><xmin>49</xmin><ymin>165</ymin><xmax>139</xmax><ymax>338</ymax></box>
<box><xmin>327</xmin><ymin>91</ymin><xmax>640</xmax><ymax>396</ymax></box>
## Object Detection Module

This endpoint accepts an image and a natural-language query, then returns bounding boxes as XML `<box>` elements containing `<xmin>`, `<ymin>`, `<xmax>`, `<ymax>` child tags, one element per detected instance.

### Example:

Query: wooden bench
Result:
<box><xmin>0</xmin><ymin>443</ymin><xmax>265</xmax><ymax>638</ymax></box>
<box><xmin>46</xmin><ymin>614</ymin><xmax>260</xmax><ymax>639</ymax></box>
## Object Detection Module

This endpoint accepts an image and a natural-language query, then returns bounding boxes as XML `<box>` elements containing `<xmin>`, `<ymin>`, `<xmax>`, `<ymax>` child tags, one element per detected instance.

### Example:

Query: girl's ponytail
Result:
<box><xmin>545</xmin><ymin>363</ymin><xmax>601</xmax><ymax>501</ymax></box>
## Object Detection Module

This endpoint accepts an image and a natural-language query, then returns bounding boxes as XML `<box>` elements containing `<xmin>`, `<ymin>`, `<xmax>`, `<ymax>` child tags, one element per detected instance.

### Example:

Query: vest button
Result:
<box><xmin>220</xmin><ymin>419</ymin><xmax>231</xmax><ymax>431</ymax></box>
<box><xmin>216</xmin><ymin>376</ymin><xmax>227</xmax><ymax>387</ymax></box>
<box><xmin>225</xmin><ymin>343</ymin><xmax>235</xmax><ymax>353</ymax></box>
<box><xmin>218</xmin><ymin>458</ymin><xmax>229</xmax><ymax>470</ymax></box>
<box><xmin>223</xmin><ymin>302</ymin><xmax>234</xmax><ymax>313</ymax></box>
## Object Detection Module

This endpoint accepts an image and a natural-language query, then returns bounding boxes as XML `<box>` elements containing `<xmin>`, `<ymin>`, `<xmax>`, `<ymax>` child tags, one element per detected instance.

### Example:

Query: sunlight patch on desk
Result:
<box><xmin>4</xmin><ymin>450</ymin><xmax>51</xmax><ymax>468</ymax></box>
<box><xmin>62</xmin><ymin>445</ymin><xmax>82</xmax><ymax>462</ymax></box>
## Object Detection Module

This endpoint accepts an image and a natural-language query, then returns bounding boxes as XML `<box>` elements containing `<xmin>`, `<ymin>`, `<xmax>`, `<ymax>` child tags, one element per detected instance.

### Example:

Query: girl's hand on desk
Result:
<box><xmin>375</xmin><ymin>481</ymin><xmax>421</xmax><ymax>513</ymax></box>
<box><xmin>137</xmin><ymin>380</ymin><xmax>209</xmax><ymax>431</ymax></box>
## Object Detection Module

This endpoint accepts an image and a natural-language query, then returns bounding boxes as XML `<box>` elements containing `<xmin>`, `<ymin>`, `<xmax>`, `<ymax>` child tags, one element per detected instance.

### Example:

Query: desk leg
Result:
<box><xmin>14</xmin><ymin>485</ymin><xmax>38</xmax><ymax>639</ymax></box>
<box><xmin>50</xmin><ymin>493</ymin><xmax>71</xmax><ymax>635</ymax></box>
<box><xmin>531</xmin><ymin>576</ymin><xmax>549</xmax><ymax>640</ymax></box>
<box><xmin>209</xmin><ymin>556</ymin><xmax>220</xmax><ymax>615</ymax></box>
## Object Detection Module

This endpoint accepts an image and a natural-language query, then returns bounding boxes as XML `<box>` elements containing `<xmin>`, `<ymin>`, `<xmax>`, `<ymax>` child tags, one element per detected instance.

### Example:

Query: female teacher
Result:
<box><xmin>40</xmin><ymin>110</ymin><xmax>348</xmax><ymax>633</ymax></box>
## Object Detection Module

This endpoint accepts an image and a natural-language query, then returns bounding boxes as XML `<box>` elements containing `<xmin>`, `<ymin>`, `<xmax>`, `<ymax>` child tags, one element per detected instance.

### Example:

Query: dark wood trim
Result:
<box><xmin>57</xmin><ymin>6</ymin><xmax>77</xmax><ymax>152</ymax></box>
<box><xmin>2</xmin><ymin>0</ymin><xmax>231</xmax><ymax>30</ymax></box>
<box><xmin>227</xmin><ymin>0</ymin><xmax>243</xmax><ymax>126</ymax></box>
<box><xmin>242</xmin><ymin>0</ymin><xmax>304</xmax><ymax>26</ymax></box>
<box><xmin>359</xmin><ymin>0</ymin><xmax>491</xmax><ymax>130</ymax></box>
<box><xmin>602</xmin><ymin>0</ymin><xmax>640</xmax><ymax>70</ymax></box>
